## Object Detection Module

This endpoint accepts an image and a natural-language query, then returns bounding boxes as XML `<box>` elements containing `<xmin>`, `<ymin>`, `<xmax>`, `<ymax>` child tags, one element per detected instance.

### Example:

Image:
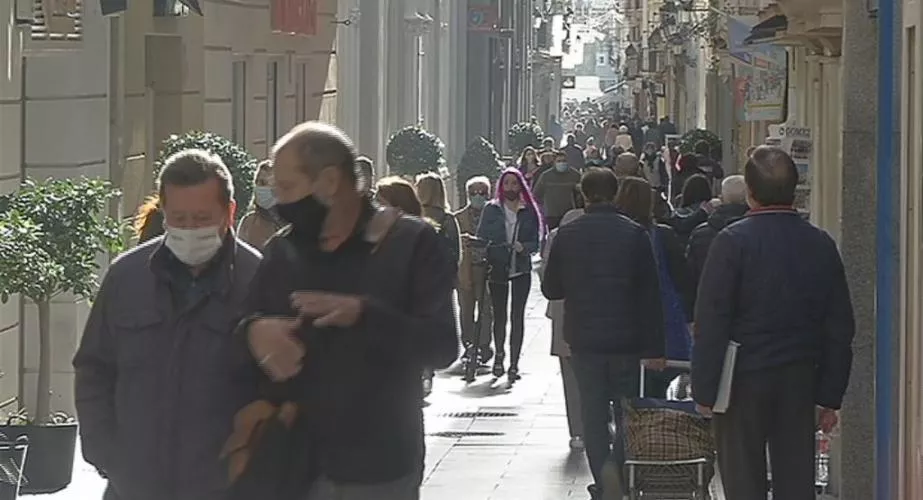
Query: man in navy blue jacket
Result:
<box><xmin>692</xmin><ymin>146</ymin><xmax>855</xmax><ymax>500</ymax></box>
<box><xmin>542</xmin><ymin>168</ymin><xmax>664</xmax><ymax>500</ymax></box>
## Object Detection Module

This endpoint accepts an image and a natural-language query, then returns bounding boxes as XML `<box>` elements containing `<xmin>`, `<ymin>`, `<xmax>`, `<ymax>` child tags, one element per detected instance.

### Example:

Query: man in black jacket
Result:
<box><xmin>692</xmin><ymin>146</ymin><xmax>855</xmax><ymax>500</ymax></box>
<box><xmin>239</xmin><ymin>122</ymin><xmax>458</xmax><ymax>500</ymax></box>
<box><xmin>686</xmin><ymin>174</ymin><xmax>748</xmax><ymax>310</ymax></box>
<box><xmin>542</xmin><ymin>168</ymin><xmax>664</xmax><ymax>500</ymax></box>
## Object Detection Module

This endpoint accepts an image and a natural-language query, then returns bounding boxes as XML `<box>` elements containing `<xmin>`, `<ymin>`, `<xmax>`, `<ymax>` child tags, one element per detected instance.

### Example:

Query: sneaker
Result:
<box><xmin>569</xmin><ymin>436</ymin><xmax>585</xmax><ymax>450</ymax></box>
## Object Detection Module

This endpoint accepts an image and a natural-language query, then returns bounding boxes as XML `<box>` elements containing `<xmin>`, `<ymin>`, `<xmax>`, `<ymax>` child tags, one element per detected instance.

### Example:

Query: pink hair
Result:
<box><xmin>494</xmin><ymin>167</ymin><xmax>546</xmax><ymax>237</ymax></box>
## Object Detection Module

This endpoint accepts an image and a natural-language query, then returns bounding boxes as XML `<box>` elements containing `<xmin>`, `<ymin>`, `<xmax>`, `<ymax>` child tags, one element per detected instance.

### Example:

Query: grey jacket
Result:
<box><xmin>73</xmin><ymin>235</ymin><xmax>261</xmax><ymax>500</ymax></box>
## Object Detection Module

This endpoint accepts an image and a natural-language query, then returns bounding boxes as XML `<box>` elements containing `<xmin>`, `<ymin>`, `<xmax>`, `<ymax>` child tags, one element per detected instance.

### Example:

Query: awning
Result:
<box><xmin>744</xmin><ymin>14</ymin><xmax>788</xmax><ymax>45</ymax></box>
<box><xmin>100</xmin><ymin>0</ymin><xmax>203</xmax><ymax>16</ymax></box>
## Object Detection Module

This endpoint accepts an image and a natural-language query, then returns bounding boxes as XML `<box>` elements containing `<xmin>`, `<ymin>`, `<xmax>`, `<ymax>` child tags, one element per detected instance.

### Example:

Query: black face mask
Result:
<box><xmin>274</xmin><ymin>194</ymin><xmax>329</xmax><ymax>242</ymax></box>
<box><xmin>503</xmin><ymin>190</ymin><xmax>520</xmax><ymax>202</ymax></box>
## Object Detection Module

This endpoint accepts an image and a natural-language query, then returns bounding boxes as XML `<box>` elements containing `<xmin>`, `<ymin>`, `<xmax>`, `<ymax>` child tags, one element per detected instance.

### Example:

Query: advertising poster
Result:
<box><xmin>728</xmin><ymin>17</ymin><xmax>788</xmax><ymax>122</ymax></box>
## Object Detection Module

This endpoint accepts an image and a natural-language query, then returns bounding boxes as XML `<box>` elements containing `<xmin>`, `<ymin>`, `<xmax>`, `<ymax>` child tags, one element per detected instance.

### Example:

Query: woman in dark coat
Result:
<box><xmin>476</xmin><ymin>168</ymin><xmax>542</xmax><ymax>381</ymax></box>
<box><xmin>615</xmin><ymin>176</ymin><xmax>693</xmax><ymax>397</ymax></box>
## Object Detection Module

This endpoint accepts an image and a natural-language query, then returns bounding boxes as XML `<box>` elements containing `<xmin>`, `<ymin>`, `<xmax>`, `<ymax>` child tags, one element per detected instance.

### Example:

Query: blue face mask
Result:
<box><xmin>469</xmin><ymin>194</ymin><xmax>486</xmax><ymax>209</ymax></box>
<box><xmin>254</xmin><ymin>186</ymin><xmax>277</xmax><ymax>209</ymax></box>
<box><xmin>555</xmin><ymin>163</ymin><xmax>569</xmax><ymax>173</ymax></box>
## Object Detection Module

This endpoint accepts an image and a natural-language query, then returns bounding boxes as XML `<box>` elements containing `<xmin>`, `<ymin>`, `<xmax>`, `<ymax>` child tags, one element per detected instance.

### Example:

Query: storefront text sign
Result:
<box><xmin>271</xmin><ymin>0</ymin><xmax>318</xmax><ymax>36</ymax></box>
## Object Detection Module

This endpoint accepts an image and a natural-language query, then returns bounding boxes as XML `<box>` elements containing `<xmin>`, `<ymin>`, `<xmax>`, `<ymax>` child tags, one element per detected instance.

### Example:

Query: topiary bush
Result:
<box><xmin>386</xmin><ymin>126</ymin><xmax>447</xmax><ymax>178</ymax></box>
<box><xmin>153</xmin><ymin>131</ymin><xmax>258</xmax><ymax>210</ymax></box>
<box><xmin>679</xmin><ymin>129</ymin><xmax>722</xmax><ymax>159</ymax></box>
<box><xmin>507</xmin><ymin>122</ymin><xmax>544</xmax><ymax>158</ymax></box>
<box><xmin>456</xmin><ymin>137</ymin><xmax>503</xmax><ymax>201</ymax></box>
<box><xmin>0</xmin><ymin>178</ymin><xmax>123</xmax><ymax>422</ymax></box>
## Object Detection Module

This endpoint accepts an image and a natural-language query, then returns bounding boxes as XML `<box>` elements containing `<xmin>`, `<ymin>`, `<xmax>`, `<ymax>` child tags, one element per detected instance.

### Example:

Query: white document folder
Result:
<box><xmin>712</xmin><ymin>341</ymin><xmax>740</xmax><ymax>414</ymax></box>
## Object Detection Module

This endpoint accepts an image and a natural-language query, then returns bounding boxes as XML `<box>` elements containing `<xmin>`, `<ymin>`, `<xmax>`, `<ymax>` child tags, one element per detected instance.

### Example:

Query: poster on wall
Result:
<box><xmin>728</xmin><ymin>17</ymin><xmax>788</xmax><ymax>122</ymax></box>
<box><xmin>766</xmin><ymin>124</ymin><xmax>813</xmax><ymax>215</ymax></box>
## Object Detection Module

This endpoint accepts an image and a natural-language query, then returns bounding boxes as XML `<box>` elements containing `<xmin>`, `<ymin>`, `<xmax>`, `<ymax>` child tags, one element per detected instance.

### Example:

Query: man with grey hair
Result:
<box><xmin>74</xmin><ymin>148</ymin><xmax>262</xmax><ymax>500</ymax></box>
<box><xmin>455</xmin><ymin>175</ymin><xmax>494</xmax><ymax>367</ymax></box>
<box><xmin>613</xmin><ymin>151</ymin><xmax>641</xmax><ymax>178</ymax></box>
<box><xmin>237</xmin><ymin>121</ymin><xmax>457</xmax><ymax>500</ymax></box>
<box><xmin>686</xmin><ymin>175</ymin><xmax>749</xmax><ymax>311</ymax></box>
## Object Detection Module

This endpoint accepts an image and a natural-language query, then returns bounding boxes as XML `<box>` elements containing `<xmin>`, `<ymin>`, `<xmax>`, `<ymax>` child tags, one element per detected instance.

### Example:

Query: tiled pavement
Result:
<box><xmin>33</xmin><ymin>274</ymin><xmax>596</xmax><ymax>500</ymax></box>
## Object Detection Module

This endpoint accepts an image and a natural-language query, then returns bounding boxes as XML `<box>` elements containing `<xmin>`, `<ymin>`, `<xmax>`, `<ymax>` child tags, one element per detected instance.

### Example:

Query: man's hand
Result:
<box><xmin>696</xmin><ymin>404</ymin><xmax>713</xmax><ymax>418</ymax></box>
<box><xmin>513</xmin><ymin>241</ymin><xmax>525</xmax><ymax>253</ymax></box>
<box><xmin>247</xmin><ymin>317</ymin><xmax>305</xmax><ymax>382</ymax></box>
<box><xmin>641</xmin><ymin>358</ymin><xmax>667</xmax><ymax>371</ymax></box>
<box><xmin>818</xmin><ymin>407</ymin><xmax>839</xmax><ymax>433</ymax></box>
<box><xmin>290</xmin><ymin>292</ymin><xmax>364</xmax><ymax>327</ymax></box>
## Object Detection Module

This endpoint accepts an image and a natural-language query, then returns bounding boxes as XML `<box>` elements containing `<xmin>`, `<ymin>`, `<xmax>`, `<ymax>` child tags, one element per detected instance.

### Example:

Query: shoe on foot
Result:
<box><xmin>569</xmin><ymin>436</ymin><xmax>584</xmax><ymax>450</ymax></box>
<box><xmin>492</xmin><ymin>352</ymin><xmax>506</xmax><ymax>378</ymax></box>
<box><xmin>508</xmin><ymin>365</ymin><xmax>521</xmax><ymax>381</ymax></box>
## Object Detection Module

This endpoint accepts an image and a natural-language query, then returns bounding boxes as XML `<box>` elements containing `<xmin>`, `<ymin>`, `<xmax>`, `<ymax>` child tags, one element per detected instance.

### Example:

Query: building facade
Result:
<box><xmin>0</xmin><ymin>0</ymin><xmax>338</xmax><ymax>416</ymax></box>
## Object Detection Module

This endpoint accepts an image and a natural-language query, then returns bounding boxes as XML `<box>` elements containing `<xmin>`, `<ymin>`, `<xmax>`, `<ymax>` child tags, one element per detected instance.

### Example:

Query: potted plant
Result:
<box><xmin>154</xmin><ymin>131</ymin><xmax>258</xmax><ymax>210</ymax></box>
<box><xmin>456</xmin><ymin>137</ymin><xmax>503</xmax><ymax>201</ymax></box>
<box><xmin>678</xmin><ymin>128</ymin><xmax>722</xmax><ymax>159</ymax></box>
<box><xmin>507</xmin><ymin>122</ymin><xmax>544</xmax><ymax>158</ymax></box>
<box><xmin>0</xmin><ymin>178</ymin><xmax>123</xmax><ymax>493</ymax></box>
<box><xmin>385</xmin><ymin>126</ymin><xmax>448</xmax><ymax>178</ymax></box>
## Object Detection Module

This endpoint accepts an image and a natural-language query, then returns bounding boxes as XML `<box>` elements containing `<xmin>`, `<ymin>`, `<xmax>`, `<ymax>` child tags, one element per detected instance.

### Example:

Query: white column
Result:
<box><xmin>335</xmin><ymin>0</ymin><xmax>362</xmax><ymax>140</ymax></box>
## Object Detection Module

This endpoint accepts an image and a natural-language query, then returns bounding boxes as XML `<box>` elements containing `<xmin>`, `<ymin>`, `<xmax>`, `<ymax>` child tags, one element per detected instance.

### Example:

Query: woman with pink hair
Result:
<box><xmin>475</xmin><ymin>168</ymin><xmax>543</xmax><ymax>381</ymax></box>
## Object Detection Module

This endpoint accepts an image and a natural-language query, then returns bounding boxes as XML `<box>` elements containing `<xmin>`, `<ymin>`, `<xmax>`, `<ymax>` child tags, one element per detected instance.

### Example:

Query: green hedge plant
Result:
<box><xmin>386</xmin><ymin>126</ymin><xmax>447</xmax><ymax>178</ymax></box>
<box><xmin>456</xmin><ymin>137</ymin><xmax>503</xmax><ymax>201</ymax></box>
<box><xmin>507</xmin><ymin>122</ymin><xmax>544</xmax><ymax>158</ymax></box>
<box><xmin>154</xmin><ymin>131</ymin><xmax>258</xmax><ymax>210</ymax></box>
<box><xmin>0</xmin><ymin>178</ymin><xmax>123</xmax><ymax>423</ymax></box>
<box><xmin>679</xmin><ymin>129</ymin><xmax>722</xmax><ymax>159</ymax></box>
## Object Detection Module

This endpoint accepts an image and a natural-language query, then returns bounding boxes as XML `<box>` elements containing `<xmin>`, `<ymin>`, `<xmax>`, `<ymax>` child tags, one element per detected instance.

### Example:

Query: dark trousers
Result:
<box><xmin>714</xmin><ymin>362</ymin><xmax>816</xmax><ymax>500</ymax></box>
<box><xmin>489</xmin><ymin>273</ymin><xmax>531</xmax><ymax>366</ymax></box>
<box><xmin>559</xmin><ymin>356</ymin><xmax>584</xmax><ymax>438</ymax></box>
<box><xmin>571</xmin><ymin>351</ymin><xmax>640</xmax><ymax>489</ymax></box>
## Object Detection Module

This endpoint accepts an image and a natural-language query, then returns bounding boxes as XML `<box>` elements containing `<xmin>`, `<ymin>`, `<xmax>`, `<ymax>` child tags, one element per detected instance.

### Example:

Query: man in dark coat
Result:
<box><xmin>542</xmin><ymin>168</ymin><xmax>664</xmax><ymax>500</ymax></box>
<box><xmin>74</xmin><ymin>150</ymin><xmax>262</xmax><ymax>500</ymax></box>
<box><xmin>686</xmin><ymin>175</ymin><xmax>748</xmax><ymax>310</ymax></box>
<box><xmin>692</xmin><ymin>146</ymin><xmax>855</xmax><ymax>500</ymax></box>
<box><xmin>239</xmin><ymin>122</ymin><xmax>458</xmax><ymax>500</ymax></box>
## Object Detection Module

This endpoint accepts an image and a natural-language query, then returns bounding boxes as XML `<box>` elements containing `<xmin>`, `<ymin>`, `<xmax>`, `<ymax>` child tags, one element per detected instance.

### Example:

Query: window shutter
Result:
<box><xmin>31</xmin><ymin>0</ymin><xmax>82</xmax><ymax>42</ymax></box>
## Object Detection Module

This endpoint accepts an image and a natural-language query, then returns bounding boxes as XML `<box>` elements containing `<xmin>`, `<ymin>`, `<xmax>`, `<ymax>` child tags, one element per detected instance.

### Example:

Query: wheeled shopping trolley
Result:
<box><xmin>620</xmin><ymin>360</ymin><xmax>715</xmax><ymax>500</ymax></box>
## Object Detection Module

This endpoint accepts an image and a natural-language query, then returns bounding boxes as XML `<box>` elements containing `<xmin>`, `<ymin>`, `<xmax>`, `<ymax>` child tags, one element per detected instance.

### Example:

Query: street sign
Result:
<box><xmin>561</xmin><ymin>76</ymin><xmax>576</xmax><ymax>89</ymax></box>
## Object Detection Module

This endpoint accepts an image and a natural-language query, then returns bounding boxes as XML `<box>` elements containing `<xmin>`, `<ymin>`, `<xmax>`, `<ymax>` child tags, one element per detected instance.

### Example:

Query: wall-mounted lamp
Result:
<box><xmin>332</xmin><ymin>7</ymin><xmax>361</xmax><ymax>26</ymax></box>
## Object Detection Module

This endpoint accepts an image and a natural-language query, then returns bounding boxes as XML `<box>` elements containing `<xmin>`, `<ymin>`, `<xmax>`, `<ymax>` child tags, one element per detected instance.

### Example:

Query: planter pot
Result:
<box><xmin>0</xmin><ymin>423</ymin><xmax>76</xmax><ymax>494</ymax></box>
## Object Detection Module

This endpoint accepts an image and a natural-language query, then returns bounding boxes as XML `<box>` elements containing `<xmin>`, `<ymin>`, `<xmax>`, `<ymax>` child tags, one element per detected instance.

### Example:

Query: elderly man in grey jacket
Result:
<box><xmin>73</xmin><ymin>149</ymin><xmax>262</xmax><ymax>500</ymax></box>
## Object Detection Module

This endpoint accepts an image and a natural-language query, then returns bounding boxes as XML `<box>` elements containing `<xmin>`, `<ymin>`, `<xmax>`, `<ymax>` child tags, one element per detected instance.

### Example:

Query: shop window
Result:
<box><xmin>232</xmin><ymin>61</ymin><xmax>247</xmax><ymax>146</ymax></box>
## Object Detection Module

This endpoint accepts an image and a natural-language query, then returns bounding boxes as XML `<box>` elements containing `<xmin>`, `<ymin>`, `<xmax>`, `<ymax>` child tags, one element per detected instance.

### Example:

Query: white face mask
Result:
<box><xmin>164</xmin><ymin>225</ymin><xmax>224</xmax><ymax>266</ymax></box>
<box><xmin>254</xmin><ymin>186</ymin><xmax>277</xmax><ymax>209</ymax></box>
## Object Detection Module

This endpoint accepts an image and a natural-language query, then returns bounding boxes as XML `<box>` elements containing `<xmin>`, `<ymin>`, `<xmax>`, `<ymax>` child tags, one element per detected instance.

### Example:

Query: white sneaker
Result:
<box><xmin>569</xmin><ymin>436</ymin><xmax>585</xmax><ymax>450</ymax></box>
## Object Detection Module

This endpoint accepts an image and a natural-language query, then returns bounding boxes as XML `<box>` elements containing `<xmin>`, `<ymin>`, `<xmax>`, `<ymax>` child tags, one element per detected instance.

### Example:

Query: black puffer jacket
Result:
<box><xmin>541</xmin><ymin>204</ymin><xmax>664</xmax><ymax>358</ymax></box>
<box><xmin>686</xmin><ymin>203</ymin><xmax>749</xmax><ymax>307</ymax></box>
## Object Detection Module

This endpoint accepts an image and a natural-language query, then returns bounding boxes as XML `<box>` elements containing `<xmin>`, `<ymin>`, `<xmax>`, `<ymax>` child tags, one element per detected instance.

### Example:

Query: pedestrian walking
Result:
<box><xmin>692</xmin><ymin>146</ymin><xmax>855</xmax><ymax>500</ymax></box>
<box><xmin>236</xmin><ymin>122</ymin><xmax>458</xmax><ymax>500</ymax></box>
<box><xmin>238</xmin><ymin>159</ymin><xmax>285</xmax><ymax>251</ymax></box>
<box><xmin>74</xmin><ymin>149</ymin><xmax>263</xmax><ymax>500</ymax></box>
<box><xmin>562</xmin><ymin>134</ymin><xmax>586</xmax><ymax>171</ymax></box>
<box><xmin>541</xmin><ymin>167</ymin><xmax>664</xmax><ymax>500</ymax></box>
<box><xmin>476</xmin><ymin>168</ymin><xmax>542</xmax><ymax>381</ymax></box>
<box><xmin>668</xmin><ymin>174</ymin><xmax>716</xmax><ymax>248</ymax></box>
<box><xmin>533</xmin><ymin>150</ymin><xmax>582</xmax><ymax>230</ymax></box>
<box><xmin>614</xmin><ymin>176</ymin><xmax>693</xmax><ymax>398</ymax></box>
<box><xmin>416</xmin><ymin>172</ymin><xmax>461</xmax><ymax>273</ymax></box>
<box><xmin>456</xmin><ymin>176</ymin><xmax>494</xmax><ymax>365</ymax></box>
<box><xmin>542</xmin><ymin>207</ymin><xmax>586</xmax><ymax>451</ymax></box>
<box><xmin>686</xmin><ymin>175</ymin><xmax>748</xmax><ymax>310</ymax></box>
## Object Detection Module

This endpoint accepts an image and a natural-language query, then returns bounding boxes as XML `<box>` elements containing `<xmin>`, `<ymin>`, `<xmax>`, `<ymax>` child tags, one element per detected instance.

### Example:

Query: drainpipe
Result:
<box><xmin>875</xmin><ymin>0</ymin><xmax>899</xmax><ymax>498</ymax></box>
<box><xmin>107</xmin><ymin>13</ymin><xmax>125</xmax><ymax>230</ymax></box>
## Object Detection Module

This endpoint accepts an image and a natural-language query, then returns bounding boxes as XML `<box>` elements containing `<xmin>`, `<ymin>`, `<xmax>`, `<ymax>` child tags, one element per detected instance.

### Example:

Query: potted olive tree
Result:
<box><xmin>0</xmin><ymin>178</ymin><xmax>123</xmax><ymax>493</ymax></box>
<box><xmin>386</xmin><ymin>126</ymin><xmax>448</xmax><ymax>179</ymax></box>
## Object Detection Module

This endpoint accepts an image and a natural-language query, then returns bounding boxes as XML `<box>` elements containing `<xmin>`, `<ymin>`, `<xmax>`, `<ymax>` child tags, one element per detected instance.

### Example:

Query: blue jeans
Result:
<box><xmin>571</xmin><ymin>352</ymin><xmax>640</xmax><ymax>491</ymax></box>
